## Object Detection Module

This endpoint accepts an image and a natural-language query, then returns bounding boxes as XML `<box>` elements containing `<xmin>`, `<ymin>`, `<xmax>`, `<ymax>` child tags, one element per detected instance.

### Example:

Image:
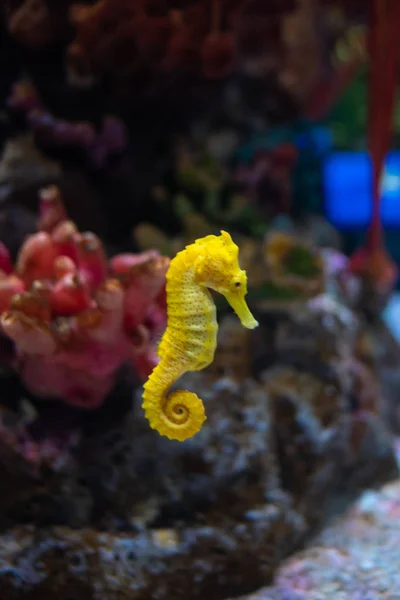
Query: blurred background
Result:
<box><xmin>0</xmin><ymin>1</ymin><xmax>387</xmax><ymax>252</ymax></box>
<box><xmin>3</xmin><ymin>0</ymin><xmax>400</xmax><ymax>328</ymax></box>
<box><xmin>1</xmin><ymin>2</ymin><xmax>400</xmax><ymax>599</ymax></box>
<box><xmin>2</xmin><ymin>1</ymin><xmax>400</xmax><ymax>301</ymax></box>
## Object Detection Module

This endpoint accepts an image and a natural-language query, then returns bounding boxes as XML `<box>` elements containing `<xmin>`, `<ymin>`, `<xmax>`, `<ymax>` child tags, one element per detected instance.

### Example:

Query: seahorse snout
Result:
<box><xmin>224</xmin><ymin>291</ymin><xmax>259</xmax><ymax>329</ymax></box>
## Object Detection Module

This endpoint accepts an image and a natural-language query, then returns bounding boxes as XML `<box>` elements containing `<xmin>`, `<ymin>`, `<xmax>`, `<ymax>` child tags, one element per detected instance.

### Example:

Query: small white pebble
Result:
<box><xmin>358</xmin><ymin>490</ymin><xmax>379</xmax><ymax>514</ymax></box>
<box><xmin>359</xmin><ymin>558</ymin><xmax>374</xmax><ymax>571</ymax></box>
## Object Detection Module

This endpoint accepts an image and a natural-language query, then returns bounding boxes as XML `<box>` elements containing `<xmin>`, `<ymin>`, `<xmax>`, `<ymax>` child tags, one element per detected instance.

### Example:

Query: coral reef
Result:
<box><xmin>3</xmin><ymin>0</ymin><xmax>359</xmax><ymax>91</ymax></box>
<box><xmin>68</xmin><ymin>0</ymin><xmax>241</xmax><ymax>81</ymax></box>
<box><xmin>2</xmin><ymin>1</ymin><xmax>310</xmax><ymax>129</ymax></box>
<box><xmin>0</xmin><ymin>279</ymin><xmax>396</xmax><ymax>598</ymax></box>
<box><xmin>63</xmin><ymin>0</ymin><xmax>310</xmax><ymax>87</ymax></box>
<box><xmin>1</xmin><ymin>1</ymin><xmax>341</xmax><ymax>247</ymax></box>
<box><xmin>0</xmin><ymin>185</ymin><xmax>169</xmax><ymax>409</ymax></box>
<box><xmin>0</xmin><ymin>7</ymin><xmax>398</xmax><ymax>600</ymax></box>
<box><xmin>135</xmin><ymin>137</ymin><xmax>299</xmax><ymax>244</ymax></box>
<box><xmin>5</xmin><ymin>0</ymin><xmax>71</xmax><ymax>48</ymax></box>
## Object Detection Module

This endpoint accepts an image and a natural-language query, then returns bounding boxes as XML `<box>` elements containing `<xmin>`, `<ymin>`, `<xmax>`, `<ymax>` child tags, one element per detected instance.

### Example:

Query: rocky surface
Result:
<box><xmin>363</xmin><ymin>316</ymin><xmax>400</xmax><ymax>435</ymax></box>
<box><xmin>0</xmin><ymin>292</ymin><xmax>397</xmax><ymax>599</ymax></box>
<box><xmin>234</xmin><ymin>475</ymin><xmax>400</xmax><ymax>600</ymax></box>
<box><xmin>0</xmin><ymin>135</ymin><xmax>61</xmax><ymax>192</ymax></box>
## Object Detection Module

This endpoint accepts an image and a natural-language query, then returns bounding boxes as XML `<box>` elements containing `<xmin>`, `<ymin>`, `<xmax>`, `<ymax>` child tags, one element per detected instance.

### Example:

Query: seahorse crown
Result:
<box><xmin>192</xmin><ymin>230</ymin><xmax>245</xmax><ymax>291</ymax></box>
<box><xmin>194</xmin><ymin>230</ymin><xmax>237</xmax><ymax>257</ymax></box>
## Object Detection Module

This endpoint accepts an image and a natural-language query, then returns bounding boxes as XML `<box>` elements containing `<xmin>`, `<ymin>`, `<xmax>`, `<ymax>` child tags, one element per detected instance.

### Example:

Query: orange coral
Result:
<box><xmin>6</xmin><ymin>0</ymin><xmax>71</xmax><ymax>47</ymax></box>
<box><xmin>66</xmin><ymin>0</ymin><xmax>297</xmax><ymax>81</ymax></box>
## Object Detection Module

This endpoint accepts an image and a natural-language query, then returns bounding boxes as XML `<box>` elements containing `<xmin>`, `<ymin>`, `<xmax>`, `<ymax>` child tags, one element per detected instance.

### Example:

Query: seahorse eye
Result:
<box><xmin>231</xmin><ymin>276</ymin><xmax>243</xmax><ymax>291</ymax></box>
<box><xmin>231</xmin><ymin>271</ymin><xmax>247</xmax><ymax>292</ymax></box>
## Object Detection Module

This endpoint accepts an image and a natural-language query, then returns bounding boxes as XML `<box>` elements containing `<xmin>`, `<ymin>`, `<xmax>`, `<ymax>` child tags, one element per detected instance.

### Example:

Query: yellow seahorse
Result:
<box><xmin>142</xmin><ymin>230</ymin><xmax>258</xmax><ymax>442</ymax></box>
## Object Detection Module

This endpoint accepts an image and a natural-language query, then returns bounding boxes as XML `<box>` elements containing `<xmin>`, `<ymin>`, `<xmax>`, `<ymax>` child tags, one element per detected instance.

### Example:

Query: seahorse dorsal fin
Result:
<box><xmin>220</xmin><ymin>230</ymin><xmax>233</xmax><ymax>244</ymax></box>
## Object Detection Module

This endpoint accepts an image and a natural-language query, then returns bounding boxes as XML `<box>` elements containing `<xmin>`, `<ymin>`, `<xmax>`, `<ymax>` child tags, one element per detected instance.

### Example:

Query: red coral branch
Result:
<box><xmin>67</xmin><ymin>0</ymin><xmax>296</xmax><ymax>81</ymax></box>
<box><xmin>0</xmin><ymin>186</ymin><xmax>169</xmax><ymax>409</ymax></box>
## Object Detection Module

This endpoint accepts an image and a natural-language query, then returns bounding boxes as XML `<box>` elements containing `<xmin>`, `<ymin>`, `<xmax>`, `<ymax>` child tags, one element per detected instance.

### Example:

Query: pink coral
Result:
<box><xmin>0</xmin><ymin>186</ymin><xmax>169</xmax><ymax>409</ymax></box>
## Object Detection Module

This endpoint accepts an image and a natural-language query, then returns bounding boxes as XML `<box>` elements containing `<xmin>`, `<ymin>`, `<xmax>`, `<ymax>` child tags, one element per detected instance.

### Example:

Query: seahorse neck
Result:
<box><xmin>167</xmin><ymin>244</ymin><xmax>218</xmax><ymax>308</ymax></box>
<box><xmin>169</xmin><ymin>246</ymin><xmax>199</xmax><ymax>286</ymax></box>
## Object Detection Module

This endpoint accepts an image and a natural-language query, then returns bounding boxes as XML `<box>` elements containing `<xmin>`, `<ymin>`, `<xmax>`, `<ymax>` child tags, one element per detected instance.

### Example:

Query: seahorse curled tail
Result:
<box><xmin>142</xmin><ymin>361</ymin><xmax>206</xmax><ymax>442</ymax></box>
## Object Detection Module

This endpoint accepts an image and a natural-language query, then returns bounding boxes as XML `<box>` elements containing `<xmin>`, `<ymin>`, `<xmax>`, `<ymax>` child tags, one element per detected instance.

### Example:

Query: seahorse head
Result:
<box><xmin>193</xmin><ymin>230</ymin><xmax>258</xmax><ymax>330</ymax></box>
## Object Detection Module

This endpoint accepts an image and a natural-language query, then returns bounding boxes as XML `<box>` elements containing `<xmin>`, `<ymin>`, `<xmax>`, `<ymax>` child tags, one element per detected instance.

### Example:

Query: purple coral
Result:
<box><xmin>7</xmin><ymin>81</ymin><xmax>128</xmax><ymax>169</ymax></box>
